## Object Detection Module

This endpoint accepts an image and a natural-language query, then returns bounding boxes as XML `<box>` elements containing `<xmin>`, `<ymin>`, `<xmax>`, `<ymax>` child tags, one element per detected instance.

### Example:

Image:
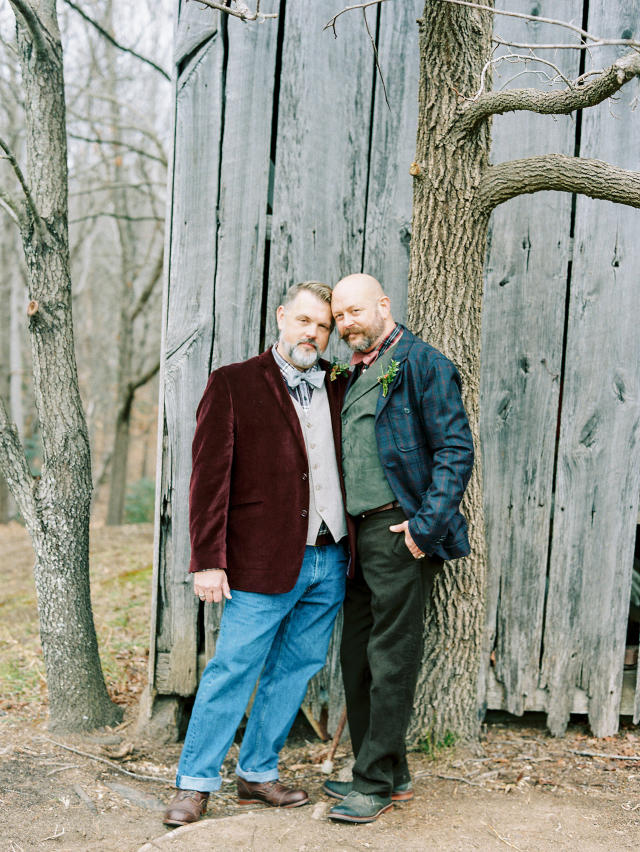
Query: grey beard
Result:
<box><xmin>279</xmin><ymin>334</ymin><xmax>320</xmax><ymax>368</ymax></box>
<box><xmin>342</xmin><ymin>314</ymin><xmax>386</xmax><ymax>352</ymax></box>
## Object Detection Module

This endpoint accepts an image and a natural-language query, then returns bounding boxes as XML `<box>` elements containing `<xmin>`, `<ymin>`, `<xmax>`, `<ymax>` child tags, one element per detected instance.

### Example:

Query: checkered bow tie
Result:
<box><xmin>285</xmin><ymin>370</ymin><xmax>326</xmax><ymax>390</ymax></box>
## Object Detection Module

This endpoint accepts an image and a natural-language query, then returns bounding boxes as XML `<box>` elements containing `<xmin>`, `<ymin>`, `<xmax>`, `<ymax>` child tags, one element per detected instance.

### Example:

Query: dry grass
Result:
<box><xmin>0</xmin><ymin>522</ymin><xmax>154</xmax><ymax>720</ymax></box>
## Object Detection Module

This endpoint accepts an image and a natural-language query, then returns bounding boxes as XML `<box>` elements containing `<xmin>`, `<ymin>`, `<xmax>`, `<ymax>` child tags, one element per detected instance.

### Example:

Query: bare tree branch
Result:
<box><xmin>477</xmin><ymin>154</ymin><xmax>640</xmax><ymax>215</ymax></box>
<box><xmin>0</xmin><ymin>392</ymin><xmax>37</xmax><ymax>523</ymax></box>
<box><xmin>0</xmin><ymin>186</ymin><xmax>22</xmax><ymax>224</ymax></box>
<box><xmin>455</xmin><ymin>51</ymin><xmax>640</xmax><ymax>133</ymax></box>
<box><xmin>493</xmin><ymin>35</ymin><xmax>640</xmax><ymax>52</ymax></box>
<box><xmin>62</xmin><ymin>0</ymin><xmax>170</xmax><ymax>80</ymax></box>
<box><xmin>324</xmin><ymin>0</ymin><xmax>388</xmax><ymax>36</ymax></box>
<box><xmin>130</xmin><ymin>358</ymin><xmax>160</xmax><ymax>395</ymax></box>
<box><xmin>69</xmin><ymin>211</ymin><xmax>164</xmax><ymax>224</ymax></box>
<box><xmin>439</xmin><ymin>0</ymin><xmax>640</xmax><ymax>50</ymax></box>
<box><xmin>67</xmin><ymin>133</ymin><xmax>167</xmax><ymax>165</ymax></box>
<box><xmin>193</xmin><ymin>0</ymin><xmax>277</xmax><ymax>22</ymax></box>
<box><xmin>130</xmin><ymin>243</ymin><xmax>163</xmax><ymax>322</ymax></box>
<box><xmin>0</xmin><ymin>135</ymin><xmax>46</xmax><ymax>238</ymax></box>
<box><xmin>8</xmin><ymin>0</ymin><xmax>59</xmax><ymax>62</ymax></box>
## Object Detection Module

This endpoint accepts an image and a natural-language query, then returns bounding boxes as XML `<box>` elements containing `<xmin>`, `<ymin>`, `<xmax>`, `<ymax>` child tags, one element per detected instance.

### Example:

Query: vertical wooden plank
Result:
<box><xmin>263</xmin><ymin>2</ymin><xmax>374</xmax><ymax>728</ymax></box>
<box><xmin>541</xmin><ymin>0</ymin><xmax>640</xmax><ymax>736</ymax></box>
<box><xmin>264</xmin><ymin>0</ymin><xmax>375</xmax><ymax>362</ymax></box>
<box><xmin>362</xmin><ymin>1</ymin><xmax>420</xmax><ymax>323</ymax></box>
<box><xmin>479</xmin><ymin>1</ymin><xmax>582</xmax><ymax>715</ymax></box>
<box><xmin>154</xmin><ymin>14</ymin><xmax>224</xmax><ymax>696</ymax></box>
<box><xmin>203</xmin><ymin>3</ymin><xmax>280</xmax><ymax>659</ymax></box>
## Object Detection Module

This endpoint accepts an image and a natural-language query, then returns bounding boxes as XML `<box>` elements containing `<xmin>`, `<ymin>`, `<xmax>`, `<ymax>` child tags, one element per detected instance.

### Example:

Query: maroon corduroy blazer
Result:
<box><xmin>188</xmin><ymin>348</ymin><xmax>356</xmax><ymax>594</ymax></box>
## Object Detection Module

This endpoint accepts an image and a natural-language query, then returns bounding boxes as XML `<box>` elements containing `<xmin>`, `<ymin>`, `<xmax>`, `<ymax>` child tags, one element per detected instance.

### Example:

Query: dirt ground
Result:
<box><xmin>1</xmin><ymin>707</ymin><xmax>639</xmax><ymax>851</ymax></box>
<box><xmin>1</xmin><ymin>523</ymin><xmax>639</xmax><ymax>851</ymax></box>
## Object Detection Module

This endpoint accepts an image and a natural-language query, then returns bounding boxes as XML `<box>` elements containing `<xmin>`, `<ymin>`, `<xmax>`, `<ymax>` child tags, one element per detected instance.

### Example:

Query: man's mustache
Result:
<box><xmin>295</xmin><ymin>338</ymin><xmax>320</xmax><ymax>351</ymax></box>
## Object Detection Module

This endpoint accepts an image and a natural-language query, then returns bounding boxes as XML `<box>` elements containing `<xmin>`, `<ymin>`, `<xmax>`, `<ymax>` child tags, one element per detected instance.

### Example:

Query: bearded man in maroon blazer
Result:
<box><xmin>163</xmin><ymin>282</ymin><xmax>353</xmax><ymax>828</ymax></box>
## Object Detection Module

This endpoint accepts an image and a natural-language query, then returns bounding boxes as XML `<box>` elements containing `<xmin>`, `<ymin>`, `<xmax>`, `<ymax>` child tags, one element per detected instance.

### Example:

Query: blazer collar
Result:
<box><xmin>343</xmin><ymin>326</ymin><xmax>415</xmax><ymax>413</ymax></box>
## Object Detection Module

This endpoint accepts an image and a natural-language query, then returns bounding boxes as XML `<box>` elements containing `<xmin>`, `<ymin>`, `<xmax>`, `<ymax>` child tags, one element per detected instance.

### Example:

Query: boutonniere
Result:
<box><xmin>377</xmin><ymin>359</ymin><xmax>399</xmax><ymax>397</ymax></box>
<box><xmin>330</xmin><ymin>360</ymin><xmax>350</xmax><ymax>381</ymax></box>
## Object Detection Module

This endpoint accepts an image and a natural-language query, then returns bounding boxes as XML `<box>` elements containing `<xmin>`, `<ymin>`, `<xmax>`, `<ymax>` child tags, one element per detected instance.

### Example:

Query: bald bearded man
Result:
<box><xmin>324</xmin><ymin>274</ymin><xmax>474</xmax><ymax>823</ymax></box>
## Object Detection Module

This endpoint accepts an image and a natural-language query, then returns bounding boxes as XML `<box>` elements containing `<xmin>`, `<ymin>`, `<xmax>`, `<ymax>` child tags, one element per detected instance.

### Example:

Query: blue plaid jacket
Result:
<box><xmin>347</xmin><ymin>325</ymin><xmax>474</xmax><ymax>560</ymax></box>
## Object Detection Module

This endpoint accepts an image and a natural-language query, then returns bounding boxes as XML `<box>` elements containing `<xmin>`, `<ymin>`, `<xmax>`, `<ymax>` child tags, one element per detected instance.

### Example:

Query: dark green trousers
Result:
<box><xmin>340</xmin><ymin>507</ymin><xmax>443</xmax><ymax>796</ymax></box>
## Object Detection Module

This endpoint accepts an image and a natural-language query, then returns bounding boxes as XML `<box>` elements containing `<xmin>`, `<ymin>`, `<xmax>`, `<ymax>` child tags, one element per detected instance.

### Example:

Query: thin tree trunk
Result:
<box><xmin>407</xmin><ymin>1</ymin><xmax>494</xmax><ymax>743</ymax></box>
<box><xmin>6</xmin><ymin>0</ymin><xmax>121</xmax><ymax>730</ymax></box>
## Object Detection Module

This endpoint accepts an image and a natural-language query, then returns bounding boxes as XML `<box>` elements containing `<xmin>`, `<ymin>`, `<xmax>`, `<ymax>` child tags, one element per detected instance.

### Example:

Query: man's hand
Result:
<box><xmin>389</xmin><ymin>521</ymin><xmax>425</xmax><ymax>560</ymax></box>
<box><xmin>193</xmin><ymin>569</ymin><xmax>232</xmax><ymax>604</ymax></box>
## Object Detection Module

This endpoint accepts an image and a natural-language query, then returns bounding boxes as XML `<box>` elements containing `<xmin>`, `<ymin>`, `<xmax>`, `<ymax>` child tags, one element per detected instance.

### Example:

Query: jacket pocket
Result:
<box><xmin>388</xmin><ymin>403</ymin><xmax>426</xmax><ymax>452</ymax></box>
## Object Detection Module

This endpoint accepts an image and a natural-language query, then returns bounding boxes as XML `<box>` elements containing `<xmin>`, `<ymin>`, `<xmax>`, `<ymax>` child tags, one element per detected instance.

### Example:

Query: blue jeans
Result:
<box><xmin>176</xmin><ymin>542</ymin><xmax>347</xmax><ymax>792</ymax></box>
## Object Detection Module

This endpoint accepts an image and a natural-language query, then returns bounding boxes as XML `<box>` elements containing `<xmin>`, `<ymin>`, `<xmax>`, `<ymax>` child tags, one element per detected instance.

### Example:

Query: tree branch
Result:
<box><xmin>324</xmin><ymin>0</ymin><xmax>388</xmax><ymax>36</ymax></box>
<box><xmin>8</xmin><ymin>0</ymin><xmax>59</xmax><ymax>62</ymax></box>
<box><xmin>439</xmin><ymin>0</ymin><xmax>640</xmax><ymax>49</ymax></box>
<box><xmin>477</xmin><ymin>154</ymin><xmax>640</xmax><ymax>215</ymax></box>
<box><xmin>130</xmin><ymin>245</ymin><xmax>163</xmax><ymax>323</ymax></box>
<box><xmin>0</xmin><ymin>186</ymin><xmax>22</xmax><ymax>225</ymax></box>
<box><xmin>456</xmin><ymin>51</ymin><xmax>640</xmax><ymax>133</ymax></box>
<box><xmin>0</xmin><ymin>135</ymin><xmax>46</xmax><ymax>238</ymax></box>
<box><xmin>193</xmin><ymin>0</ymin><xmax>277</xmax><ymax>22</ymax></box>
<box><xmin>130</xmin><ymin>359</ymin><xmax>161</xmax><ymax>395</ymax></box>
<box><xmin>67</xmin><ymin>133</ymin><xmax>167</xmax><ymax>165</ymax></box>
<box><xmin>62</xmin><ymin>0</ymin><xmax>170</xmax><ymax>80</ymax></box>
<box><xmin>0</xmin><ymin>393</ymin><xmax>37</xmax><ymax>523</ymax></box>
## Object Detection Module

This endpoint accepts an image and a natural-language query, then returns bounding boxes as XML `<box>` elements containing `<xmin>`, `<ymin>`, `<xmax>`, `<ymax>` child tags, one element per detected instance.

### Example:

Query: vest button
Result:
<box><xmin>301</xmin><ymin>509</ymin><xmax>308</xmax><ymax>518</ymax></box>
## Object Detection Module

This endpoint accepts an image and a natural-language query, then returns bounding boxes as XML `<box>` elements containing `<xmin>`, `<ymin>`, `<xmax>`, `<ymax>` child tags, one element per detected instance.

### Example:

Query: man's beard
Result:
<box><xmin>279</xmin><ymin>334</ymin><xmax>321</xmax><ymax>368</ymax></box>
<box><xmin>340</xmin><ymin>311</ymin><xmax>386</xmax><ymax>352</ymax></box>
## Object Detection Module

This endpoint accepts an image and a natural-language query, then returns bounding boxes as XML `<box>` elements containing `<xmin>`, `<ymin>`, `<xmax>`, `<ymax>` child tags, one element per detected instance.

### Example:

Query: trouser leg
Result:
<box><xmin>237</xmin><ymin>543</ymin><xmax>347</xmax><ymax>780</ymax></box>
<box><xmin>176</xmin><ymin>585</ymin><xmax>293</xmax><ymax>792</ymax></box>
<box><xmin>348</xmin><ymin>509</ymin><xmax>442</xmax><ymax>797</ymax></box>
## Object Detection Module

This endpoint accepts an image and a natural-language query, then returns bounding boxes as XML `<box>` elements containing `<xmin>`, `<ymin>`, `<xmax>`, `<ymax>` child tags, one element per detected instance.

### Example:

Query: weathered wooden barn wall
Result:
<box><xmin>144</xmin><ymin>0</ymin><xmax>640</xmax><ymax>739</ymax></box>
<box><xmin>480</xmin><ymin>0</ymin><xmax>640</xmax><ymax>736</ymax></box>
<box><xmin>144</xmin><ymin>0</ymin><xmax>419</xmax><ymax>736</ymax></box>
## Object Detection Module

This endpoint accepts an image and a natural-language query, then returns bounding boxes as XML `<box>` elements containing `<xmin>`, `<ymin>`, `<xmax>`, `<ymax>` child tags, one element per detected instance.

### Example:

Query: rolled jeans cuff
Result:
<box><xmin>235</xmin><ymin>763</ymin><xmax>279</xmax><ymax>783</ymax></box>
<box><xmin>176</xmin><ymin>773</ymin><xmax>222</xmax><ymax>792</ymax></box>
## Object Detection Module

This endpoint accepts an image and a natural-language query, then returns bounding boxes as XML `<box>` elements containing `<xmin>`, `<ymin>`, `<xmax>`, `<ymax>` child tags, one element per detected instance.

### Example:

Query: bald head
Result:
<box><xmin>332</xmin><ymin>273</ymin><xmax>395</xmax><ymax>353</ymax></box>
<box><xmin>333</xmin><ymin>273</ymin><xmax>385</xmax><ymax>303</ymax></box>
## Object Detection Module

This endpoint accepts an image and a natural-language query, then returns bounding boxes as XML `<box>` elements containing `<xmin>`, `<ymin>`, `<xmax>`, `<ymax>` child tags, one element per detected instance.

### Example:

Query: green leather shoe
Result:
<box><xmin>323</xmin><ymin>779</ymin><xmax>414</xmax><ymax>802</ymax></box>
<box><xmin>328</xmin><ymin>790</ymin><xmax>393</xmax><ymax>823</ymax></box>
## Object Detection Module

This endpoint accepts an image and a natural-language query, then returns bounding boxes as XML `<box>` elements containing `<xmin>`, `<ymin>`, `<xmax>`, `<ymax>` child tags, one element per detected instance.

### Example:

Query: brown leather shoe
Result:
<box><xmin>163</xmin><ymin>789</ymin><xmax>209</xmax><ymax>826</ymax></box>
<box><xmin>237</xmin><ymin>777</ymin><xmax>309</xmax><ymax>808</ymax></box>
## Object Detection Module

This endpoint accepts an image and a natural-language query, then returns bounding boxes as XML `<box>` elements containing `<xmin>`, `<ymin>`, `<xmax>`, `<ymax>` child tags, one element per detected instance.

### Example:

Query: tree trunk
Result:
<box><xmin>106</xmin><ymin>391</ymin><xmax>133</xmax><ymax>525</ymax></box>
<box><xmin>8</xmin><ymin>0</ymin><xmax>121</xmax><ymax>730</ymax></box>
<box><xmin>407</xmin><ymin>1</ymin><xmax>494</xmax><ymax>743</ymax></box>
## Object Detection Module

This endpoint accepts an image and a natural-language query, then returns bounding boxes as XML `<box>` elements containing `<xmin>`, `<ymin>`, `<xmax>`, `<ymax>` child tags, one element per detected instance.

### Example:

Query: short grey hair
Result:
<box><xmin>281</xmin><ymin>281</ymin><xmax>334</xmax><ymax>327</ymax></box>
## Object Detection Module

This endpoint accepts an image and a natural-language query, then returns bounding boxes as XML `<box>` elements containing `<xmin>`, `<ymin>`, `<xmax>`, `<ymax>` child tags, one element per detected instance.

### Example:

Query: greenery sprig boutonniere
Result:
<box><xmin>377</xmin><ymin>359</ymin><xmax>399</xmax><ymax>397</ymax></box>
<box><xmin>330</xmin><ymin>360</ymin><xmax>350</xmax><ymax>381</ymax></box>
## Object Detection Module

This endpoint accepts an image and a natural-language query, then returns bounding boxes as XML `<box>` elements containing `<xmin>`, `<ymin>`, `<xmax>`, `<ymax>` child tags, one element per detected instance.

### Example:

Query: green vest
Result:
<box><xmin>341</xmin><ymin>346</ymin><xmax>398</xmax><ymax>516</ymax></box>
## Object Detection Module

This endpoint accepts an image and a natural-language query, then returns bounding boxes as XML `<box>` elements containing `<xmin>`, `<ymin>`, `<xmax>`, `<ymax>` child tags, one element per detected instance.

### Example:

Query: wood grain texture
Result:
<box><xmin>479</xmin><ymin>0</ymin><xmax>582</xmax><ymax>718</ymax></box>
<box><xmin>202</xmin><ymin>2</ymin><xmax>280</xmax><ymax>659</ymax></box>
<box><xmin>541</xmin><ymin>0</ymin><xmax>640</xmax><ymax>737</ymax></box>
<box><xmin>362</xmin><ymin>0</ymin><xmax>420</xmax><ymax>323</ymax></box>
<box><xmin>154</xmin><ymin>29</ymin><xmax>224</xmax><ymax>696</ymax></box>
<box><xmin>264</xmin><ymin>0</ymin><xmax>374</xmax><ymax>364</ymax></box>
<box><xmin>174</xmin><ymin>0</ymin><xmax>219</xmax><ymax>67</ymax></box>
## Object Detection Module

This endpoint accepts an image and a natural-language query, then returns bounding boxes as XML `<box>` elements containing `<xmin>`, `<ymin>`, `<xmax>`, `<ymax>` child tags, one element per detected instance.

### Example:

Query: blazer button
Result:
<box><xmin>302</xmin><ymin>472</ymin><xmax>308</xmax><ymax>480</ymax></box>
<box><xmin>301</xmin><ymin>509</ymin><xmax>308</xmax><ymax>518</ymax></box>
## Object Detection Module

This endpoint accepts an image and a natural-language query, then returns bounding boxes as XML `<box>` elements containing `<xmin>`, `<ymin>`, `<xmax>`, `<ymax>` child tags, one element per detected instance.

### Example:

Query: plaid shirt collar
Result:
<box><xmin>272</xmin><ymin>344</ymin><xmax>323</xmax><ymax>411</ymax></box>
<box><xmin>350</xmin><ymin>323</ymin><xmax>402</xmax><ymax>372</ymax></box>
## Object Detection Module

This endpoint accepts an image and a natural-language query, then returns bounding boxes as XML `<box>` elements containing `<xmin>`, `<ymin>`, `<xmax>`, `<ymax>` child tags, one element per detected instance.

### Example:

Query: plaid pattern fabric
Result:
<box><xmin>272</xmin><ymin>345</ymin><xmax>323</xmax><ymax>411</ymax></box>
<box><xmin>350</xmin><ymin>323</ymin><xmax>403</xmax><ymax>373</ymax></box>
<box><xmin>367</xmin><ymin>326</ymin><xmax>474</xmax><ymax>561</ymax></box>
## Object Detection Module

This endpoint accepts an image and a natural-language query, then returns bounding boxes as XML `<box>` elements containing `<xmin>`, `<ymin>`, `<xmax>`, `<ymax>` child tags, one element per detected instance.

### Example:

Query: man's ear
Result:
<box><xmin>276</xmin><ymin>305</ymin><xmax>285</xmax><ymax>330</ymax></box>
<box><xmin>378</xmin><ymin>295</ymin><xmax>391</xmax><ymax>318</ymax></box>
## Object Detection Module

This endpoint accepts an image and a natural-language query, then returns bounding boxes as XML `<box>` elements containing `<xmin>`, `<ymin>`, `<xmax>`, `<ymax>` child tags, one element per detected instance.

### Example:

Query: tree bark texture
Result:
<box><xmin>407</xmin><ymin>0</ymin><xmax>494</xmax><ymax>742</ymax></box>
<box><xmin>4</xmin><ymin>0</ymin><xmax>121</xmax><ymax>730</ymax></box>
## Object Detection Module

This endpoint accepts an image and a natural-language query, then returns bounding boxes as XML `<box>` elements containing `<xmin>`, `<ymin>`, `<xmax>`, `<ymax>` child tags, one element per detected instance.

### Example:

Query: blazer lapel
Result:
<box><xmin>258</xmin><ymin>349</ymin><xmax>306</xmax><ymax>452</ymax></box>
<box><xmin>375</xmin><ymin>326</ymin><xmax>414</xmax><ymax>420</ymax></box>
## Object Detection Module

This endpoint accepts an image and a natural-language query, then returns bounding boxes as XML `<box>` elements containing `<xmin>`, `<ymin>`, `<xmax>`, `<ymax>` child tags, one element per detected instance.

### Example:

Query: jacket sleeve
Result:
<box><xmin>407</xmin><ymin>356</ymin><xmax>474</xmax><ymax>554</ymax></box>
<box><xmin>188</xmin><ymin>369</ymin><xmax>234</xmax><ymax>573</ymax></box>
